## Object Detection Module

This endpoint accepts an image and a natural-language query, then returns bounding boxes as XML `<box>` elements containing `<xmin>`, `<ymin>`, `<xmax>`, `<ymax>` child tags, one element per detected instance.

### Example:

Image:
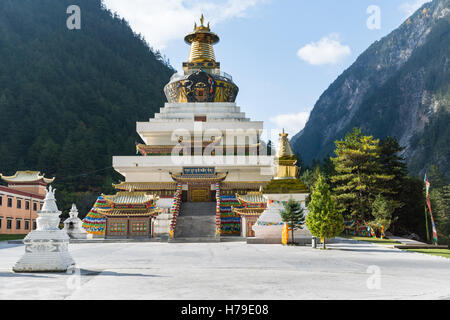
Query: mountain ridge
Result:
<box><xmin>291</xmin><ymin>0</ymin><xmax>449</xmax><ymax>180</ymax></box>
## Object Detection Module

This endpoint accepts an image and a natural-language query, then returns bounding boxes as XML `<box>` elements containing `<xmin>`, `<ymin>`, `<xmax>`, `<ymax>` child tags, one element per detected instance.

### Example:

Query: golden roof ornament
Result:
<box><xmin>276</xmin><ymin>129</ymin><xmax>295</xmax><ymax>158</ymax></box>
<box><xmin>184</xmin><ymin>14</ymin><xmax>219</xmax><ymax>63</ymax></box>
<box><xmin>274</xmin><ymin>129</ymin><xmax>299</xmax><ymax>179</ymax></box>
<box><xmin>163</xmin><ymin>14</ymin><xmax>239</xmax><ymax>103</ymax></box>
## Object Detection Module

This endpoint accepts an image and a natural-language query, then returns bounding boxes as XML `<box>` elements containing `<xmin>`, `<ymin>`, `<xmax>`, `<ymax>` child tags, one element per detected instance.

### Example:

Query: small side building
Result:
<box><xmin>97</xmin><ymin>192</ymin><xmax>161</xmax><ymax>239</ymax></box>
<box><xmin>0</xmin><ymin>171</ymin><xmax>54</xmax><ymax>235</ymax></box>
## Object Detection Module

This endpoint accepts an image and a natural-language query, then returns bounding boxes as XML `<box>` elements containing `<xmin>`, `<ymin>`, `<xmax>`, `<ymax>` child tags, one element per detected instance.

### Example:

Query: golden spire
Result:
<box><xmin>184</xmin><ymin>14</ymin><xmax>219</xmax><ymax>63</ymax></box>
<box><xmin>276</xmin><ymin>129</ymin><xmax>295</xmax><ymax>158</ymax></box>
<box><xmin>274</xmin><ymin>129</ymin><xmax>299</xmax><ymax>179</ymax></box>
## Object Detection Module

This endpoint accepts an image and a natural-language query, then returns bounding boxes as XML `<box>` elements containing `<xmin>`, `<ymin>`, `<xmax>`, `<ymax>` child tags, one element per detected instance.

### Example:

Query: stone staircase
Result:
<box><xmin>171</xmin><ymin>202</ymin><xmax>219</xmax><ymax>243</ymax></box>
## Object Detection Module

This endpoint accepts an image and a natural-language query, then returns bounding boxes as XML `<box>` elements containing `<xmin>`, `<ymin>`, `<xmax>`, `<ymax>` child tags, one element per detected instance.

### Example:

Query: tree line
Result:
<box><xmin>296</xmin><ymin>128</ymin><xmax>449</xmax><ymax>246</ymax></box>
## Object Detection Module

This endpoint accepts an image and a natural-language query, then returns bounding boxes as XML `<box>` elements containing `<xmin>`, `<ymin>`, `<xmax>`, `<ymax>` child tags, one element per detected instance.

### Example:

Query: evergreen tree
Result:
<box><xmin>331</xmin><ymin>128</ymin><xmax>394</xmax><ymax>221</ymax></box>
<box><xmin>280</xmin><ymin>198</ymin><xmax>305</xmax><ymax>244</ymax></box>
<box><xmin>430</xmin><ymin>184</ymin><xmax>450</xmax><ymax>245</ymax></box>
<box><xmin>306</xmin><ymin>174</ymin><xmax>344</xmax><ymax>249</ymax></box>
<box><xmin>371</xmin><ymin>194</ymin><xmax>397</xmax><ymax>234</ymax></box>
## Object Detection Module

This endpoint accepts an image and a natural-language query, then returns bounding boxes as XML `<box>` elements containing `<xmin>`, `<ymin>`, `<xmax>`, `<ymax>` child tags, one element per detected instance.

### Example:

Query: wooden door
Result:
<box><xmin>190</xmin><ymin>187</ymin><xmax>210</xmax><ymax>202</ymax></box>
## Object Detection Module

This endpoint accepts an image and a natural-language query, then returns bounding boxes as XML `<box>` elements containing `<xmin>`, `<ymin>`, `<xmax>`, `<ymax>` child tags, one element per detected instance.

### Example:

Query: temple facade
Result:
<box><xmin>110</xmin><ymin>16</ymin><xmax>276</xmax><ymax>237</ymax></box>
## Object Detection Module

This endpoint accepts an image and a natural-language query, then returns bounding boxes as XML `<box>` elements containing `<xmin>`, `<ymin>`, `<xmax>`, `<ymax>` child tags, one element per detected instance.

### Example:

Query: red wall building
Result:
<box><xmin>0</xmin><ymin>171</ymin><xmax>54</xmax><ymax>235</ymax></box>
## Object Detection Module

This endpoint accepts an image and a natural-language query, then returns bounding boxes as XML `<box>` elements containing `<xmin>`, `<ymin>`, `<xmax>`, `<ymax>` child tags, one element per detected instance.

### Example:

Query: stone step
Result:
<box><xmin>168</xmin><ymin>237</ymin><xmax>220</xmax><ymax>243</ymax></box>
<box><xmin>174</xmin><ymin>202</ymin><xmax>217</xmax><ymax>240</ymax></box>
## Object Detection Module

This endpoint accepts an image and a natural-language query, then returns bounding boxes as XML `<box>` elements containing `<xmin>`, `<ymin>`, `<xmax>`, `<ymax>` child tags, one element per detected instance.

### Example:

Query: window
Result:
<box><xmin>25</xmin><ymin>201</ymin><xmax>30</xmax><ymax>210</ymax></box>
<box><xmin>7</xmin><ymin>219</ymin><xmax>12</xmax><ymax>229</ymax></box>
<box><xmin>0</xmin><ymin>195</ymin><xmax>2</xmax><ymax>206</ymax></box>
<box><xmin>32</xmin><ymin>220</ymin><xmax>37</xmax><ymax>230</ymax></box>
<box><xmin>0</xmin><ymin>218</ymin><xmax>2</xmax><ymax>229</ymax></box>
<box><xmin>33</xmin><ymin>202</ymin><xmax>37</xmax><ymax>211</ymax></box>
<box><xmin>25</xmin><ymin>220</ymin><xmax>30</xmax><ymax>230</ymax></box>
<box><xmin>40</xmin><ymin>203</ymin><xmax>43</xmax><ymax>210</ymax></box>
<box><xmin>16</xmin><ymin>219</ymin><xmax>21</xmax><ymax>230</ymax></box>
<box><xmin>17</xmin><ymin>199</ymin><xmax>21</xmax><ymax>209</ymax></box>
<box><xmin>7</xmin><ymin>198</ymin><xmax>12</xmax><ymax>207</ymax></box>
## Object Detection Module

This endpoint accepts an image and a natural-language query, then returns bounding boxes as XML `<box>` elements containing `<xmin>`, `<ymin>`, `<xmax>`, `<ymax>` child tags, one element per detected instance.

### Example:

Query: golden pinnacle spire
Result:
<box><xmin>277</xmin><ymin>129</ymin><xmax>295</xmax><ymax>158</ymax></box>
<box><xmin>184</xmin><ymin>14</ymin><xmax>219</xmax><ymax>63</ymax></box>
<box><xmin>274</xmin><ymin>129</ymin><xmax>299</xmax><ymax>179</ymax></box>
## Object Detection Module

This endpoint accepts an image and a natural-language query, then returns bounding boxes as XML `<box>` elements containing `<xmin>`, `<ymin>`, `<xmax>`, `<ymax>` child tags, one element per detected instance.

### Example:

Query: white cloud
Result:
<box><xmin>269</xmin><ymin>111</ymin><xmax>310</xmax><ymax>137</ymax></box>
<box><xmin>398</xmin><ymin>0</ymin><xmax>431</xmax><ymax>18</ymax></box>
<box><xmin>296</xmin><ymin>33</ymin><xmax>351</xmax><ymax>66</ymax></box>
<box><xmin>103</xmin><ymin>0</ymin><xmax>267</xmax><ymax>49</ymax></box>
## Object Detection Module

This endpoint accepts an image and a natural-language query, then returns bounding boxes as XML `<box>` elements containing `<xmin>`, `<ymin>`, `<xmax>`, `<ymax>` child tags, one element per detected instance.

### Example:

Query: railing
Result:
<box><xmin>169</xmin><ymin>184</ymin><xmax>183</xmax><ymax>238</ymax></box>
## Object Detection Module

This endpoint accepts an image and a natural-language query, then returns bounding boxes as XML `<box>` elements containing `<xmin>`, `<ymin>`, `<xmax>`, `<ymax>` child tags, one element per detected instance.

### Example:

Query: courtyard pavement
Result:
<box><xmin>0</xmin><ymin>239</ymin><xmax>449</xmax><ymax>300</ymax></box>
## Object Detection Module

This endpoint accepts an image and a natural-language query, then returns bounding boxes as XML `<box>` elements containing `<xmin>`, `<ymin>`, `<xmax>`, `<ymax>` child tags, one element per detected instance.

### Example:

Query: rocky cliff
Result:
<box><xmin>291</xmin><ymin>0</ymin><xmax>449</xmax><ymax>180</ymax></box>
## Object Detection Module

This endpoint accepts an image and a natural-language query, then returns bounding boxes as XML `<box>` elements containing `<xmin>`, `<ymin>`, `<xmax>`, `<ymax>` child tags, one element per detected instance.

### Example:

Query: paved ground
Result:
<box><xmin>0</xmin><ymin>239</ymin><xmax>449</xmax><ymax>300</ymax></box>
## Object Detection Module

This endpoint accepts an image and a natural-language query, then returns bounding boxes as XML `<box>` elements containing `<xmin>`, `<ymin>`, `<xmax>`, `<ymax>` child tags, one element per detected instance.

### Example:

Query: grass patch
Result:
<box><xmin>0</xmin><ymin>234</ymin><xmax>27</xmax><ymax>241</ymax></box>
<box><xmin>342</xmin><ymin>235</ymin><xmax>401</xmax><ymax>245</ymax></box>
<box><xmin>404</xmin><ymin>249</ymin><xmax>450</xmax><ymax>259</ymax></box>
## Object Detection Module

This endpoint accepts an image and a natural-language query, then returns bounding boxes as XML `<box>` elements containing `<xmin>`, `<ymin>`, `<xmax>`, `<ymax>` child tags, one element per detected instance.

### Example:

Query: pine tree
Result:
<box><xmin>371</xmin><ymin>194</ymin><xmax>397</xmax><ymax>236</ymax></box>
<box><xmin>430</xmin><ymin>184</ymin><xmax>450</xmax><ymax>245</ymax></box>
<box><xmin>331</xmin><ymin>128</ymin><xmax>394</xmax><ymax>221</ymax></box>
<box><xmin>280</xmin><ymin>198</ymin><xmax>305</xmax><ymax>244</ymax></box>
<box><xmin>306</xmin><ymin>174</ymin><xmax>344</xmax><ymax>249</ymax></box>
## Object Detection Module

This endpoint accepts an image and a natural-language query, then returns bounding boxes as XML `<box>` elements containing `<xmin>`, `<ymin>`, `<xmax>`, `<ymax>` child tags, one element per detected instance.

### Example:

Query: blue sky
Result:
<box><xmin>103</xmin><ymin>0</ymin><xmax>430</xmax><ymax>137</ymax></box>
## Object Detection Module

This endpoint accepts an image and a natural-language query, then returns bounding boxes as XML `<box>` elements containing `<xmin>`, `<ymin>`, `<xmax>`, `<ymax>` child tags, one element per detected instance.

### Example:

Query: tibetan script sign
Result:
<box><xmin>183</xmin><ymin>167</ymin><xmax>215</xmax><ymax>175</ymax></box>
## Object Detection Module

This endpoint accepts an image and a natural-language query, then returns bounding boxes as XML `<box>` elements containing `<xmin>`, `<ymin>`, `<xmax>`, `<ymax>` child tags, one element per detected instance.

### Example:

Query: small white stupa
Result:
<box><xmin>63</xmin><ymin>204</ymin><xmax>91</xmax><ymax>239</ymax></box>
<box><xmin>13</xmin><ymin>186</ymin><xmax>75</xmax><ymax>272</ymax></box>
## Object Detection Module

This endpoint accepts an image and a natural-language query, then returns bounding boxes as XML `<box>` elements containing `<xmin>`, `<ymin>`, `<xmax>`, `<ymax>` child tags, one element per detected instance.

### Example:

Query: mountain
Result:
<box><xmin>0</xmin><ymin>0</ymin><xmax>174</xmax><ymax>196</ymax></box>
<box><xmin>291</xmin><ymin>0</ymin><xmax>449</xmax><ymax>181</ymax></box>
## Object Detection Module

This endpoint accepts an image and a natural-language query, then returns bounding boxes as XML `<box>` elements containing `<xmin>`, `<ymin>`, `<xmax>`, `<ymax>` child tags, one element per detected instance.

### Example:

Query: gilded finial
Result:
<box><xmin>200</xmin><ymin>14</ymin><xmax>204</xmax><ymax>26</ymax></box>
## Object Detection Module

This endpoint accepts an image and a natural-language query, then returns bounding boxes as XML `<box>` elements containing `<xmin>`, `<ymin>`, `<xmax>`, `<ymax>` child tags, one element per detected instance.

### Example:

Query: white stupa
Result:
<box><xmin>63</xmin><ymin>204</ymin><xmax>91</xmax><ymax>239</ymax></box>
<box><xmin>13</xmin><ymin>186</ymin><xmax>75</xmax><ymax>272</ymax></box>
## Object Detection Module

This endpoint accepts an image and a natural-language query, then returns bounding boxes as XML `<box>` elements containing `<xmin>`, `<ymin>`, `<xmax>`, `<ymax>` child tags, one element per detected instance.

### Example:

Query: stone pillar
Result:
<box><xmin>13</xmin><ymin>186</ymin><xmax>75</xmax><ymax>272</ymax></box>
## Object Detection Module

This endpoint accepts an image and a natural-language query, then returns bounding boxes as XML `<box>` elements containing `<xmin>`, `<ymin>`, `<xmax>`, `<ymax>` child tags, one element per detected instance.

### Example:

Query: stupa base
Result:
<box><xmin>13</xmin><ymin>230</ymin><xmax>75</xmax><ymax>273</ymax></box>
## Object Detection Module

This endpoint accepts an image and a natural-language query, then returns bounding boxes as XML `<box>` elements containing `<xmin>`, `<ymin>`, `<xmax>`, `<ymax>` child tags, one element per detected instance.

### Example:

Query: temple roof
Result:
<box><xmin>102</xmin><ymin>192</ymin><xmax>157</xmax><ymax>205</ymax></box>
<box><xmin>0</xmin><ymin>171</ymin><xmax>55</xmax><ymax>184</ymax></box>
<box><xmin>236</xmin><ymin>192</ymin><xmax>266</xmax><ymax>204</ymax></box>
<box><xmin>114</xmin><ymin>182</ymin><xmax>178</xmax><ymax>191</ymax></box>
<box><xmin>171</xmin><ymin>172</ymin><xmax>227</xmax><ymax>182</ymax></box>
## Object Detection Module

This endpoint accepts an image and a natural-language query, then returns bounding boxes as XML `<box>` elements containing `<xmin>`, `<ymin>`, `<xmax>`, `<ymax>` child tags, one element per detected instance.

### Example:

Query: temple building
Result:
<box><xmin>109</xmin><ymin>15</ymin><xmax>276</xmax><ymax>238</ymax></box>
<box><xmin>94</xmin><ymin>192</ymin><xmax>161</xmax><ymax>239</ymax></box>
<box><xmin>0</xmin><ymin>171</ymin><xmax>53</xmax><ymax>235</ymax></box>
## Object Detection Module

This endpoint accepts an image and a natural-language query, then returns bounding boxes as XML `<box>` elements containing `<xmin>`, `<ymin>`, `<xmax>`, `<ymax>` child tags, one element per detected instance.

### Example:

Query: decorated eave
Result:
<box><xmin>114</xmin><ymin>182</ymin><xmax>177</xmax><ymax>191</ymax></box>
<box><xmin>99</xmin><ymin>208</ymin><xmax>161</xmax><ymax>217</ymax></box>
<box><xmin>171</xmin><ymin>172</ymin><xmax>227</xmax><ymax>183</ymax></box>
<box><xmin>232</xmin><ymin>207</ymin><xmax>265</xmax><ymax>217</ymax></box>
<box><xmin>0</xmin><ymin>171</ymin><xmax>55</xmax><ymax>184</ymax></box>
